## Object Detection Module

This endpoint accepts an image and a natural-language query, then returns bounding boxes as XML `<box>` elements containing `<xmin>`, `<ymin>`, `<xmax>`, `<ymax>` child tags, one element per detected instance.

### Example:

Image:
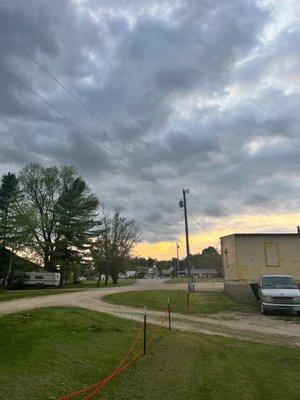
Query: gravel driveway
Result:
<box><xmin>1</xmin><ymin>279</ymin><xmax>299</xmax><ymax>347</ymax></box>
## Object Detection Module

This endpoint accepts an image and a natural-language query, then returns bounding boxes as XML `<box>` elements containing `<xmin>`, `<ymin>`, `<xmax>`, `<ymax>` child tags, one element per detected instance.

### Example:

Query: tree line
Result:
<box><xmin>0</xmin><ymin>163</ymin><xmax>140</xmax><ymax>285</ymax></box>
<box><xmin>127</xmin><ymin>246</ymin><xmax>222</xmax><ymax>274</ymax></box>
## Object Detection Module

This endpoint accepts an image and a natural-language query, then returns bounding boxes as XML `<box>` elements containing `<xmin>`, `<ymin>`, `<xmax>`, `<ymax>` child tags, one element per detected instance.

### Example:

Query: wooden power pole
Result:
<box><xmin>176</xmin><ymin>241</ymin><xmax>180</xmax><ymax>279</ymax></box>
<box><xmin>179</xmin><ymin>189</ymin><xmax>192</xmax><ymax>311</ymax></box>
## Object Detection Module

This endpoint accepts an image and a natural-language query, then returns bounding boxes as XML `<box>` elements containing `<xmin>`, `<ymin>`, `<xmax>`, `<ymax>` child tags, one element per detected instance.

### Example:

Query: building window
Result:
<box><xmin>264</xmin><ymin>242</ymin><xmax>279</xmax><ymax>267</ymax></box>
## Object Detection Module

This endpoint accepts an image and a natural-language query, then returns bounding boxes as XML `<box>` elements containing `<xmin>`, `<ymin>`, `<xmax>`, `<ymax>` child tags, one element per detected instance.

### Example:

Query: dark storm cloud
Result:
<box><xmin>72</xmin><ymin>0</ymin><xmax>267</xmax><ymax>144</ymax></box>
<box><xmin>0</xmin><ymin>0</ymin><xmax>299</xmax><ymax>243</ymax></box>
<box><xmin>204</xmin><ymin>205</ymin><xmax>227</xmax><ymax>218</ymax></box>
<box><xmin>144</xmin><ymin>212</ymin><xmax>161</xmax><ymax>224</ymax></box>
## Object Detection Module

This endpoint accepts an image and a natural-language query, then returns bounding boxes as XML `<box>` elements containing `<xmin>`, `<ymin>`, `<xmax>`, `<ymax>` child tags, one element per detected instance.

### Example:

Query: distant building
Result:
<box><xmin>136</xmin><ymin>264</ymin><xmax>158</xmax><ymax>278</ymax></box>
<box><xmin>161</xmin><ymin>267</ymin><xmax>174</xmax><ymax>277</ymax></box>
<box><xmin>181</xmin><ymin>268</ymin><xmax>219</xmax><ymax>277</ymax></box>
<box><xmin>148</xmin><ymin>263</ymin><xmax>158</xmax><ymax>278</ymax></box>
<box><xmin>125</xmin><ymin>270</ymin><xmax>136</xmax><ymax>278</ymax></box>
<box><xmin>221</xmin><ymin>233</ymin><xmax>300</xmax><ymax>301</ymax></box>
<box><xmin>136</xmin><ymin>267</ymin><xmax>150</xmax><ymax>278</ymax></box>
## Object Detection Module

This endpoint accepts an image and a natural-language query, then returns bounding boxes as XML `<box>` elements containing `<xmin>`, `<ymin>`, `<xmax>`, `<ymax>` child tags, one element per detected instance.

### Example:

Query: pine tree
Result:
<box><xmin>0</xmin><ymin>173</ymin><xmax>19</xmax><ymax>266</ymax></box>
<box><xmin>54</xmin><ymin>177</ymin><xmax>101</xmax><ymax>283</ymax></box>
<box><xmin>18</xmin><ymin>163</ymin><xmax>100</xmax><ymax>274</ymax></box>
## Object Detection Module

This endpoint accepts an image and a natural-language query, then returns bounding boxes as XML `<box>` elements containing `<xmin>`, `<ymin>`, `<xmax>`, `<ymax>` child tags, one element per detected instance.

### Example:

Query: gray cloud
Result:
<box><xmin>0</xmin><ymin>0</ymin><xmax>299</xmax><ymax>247</ymax></box>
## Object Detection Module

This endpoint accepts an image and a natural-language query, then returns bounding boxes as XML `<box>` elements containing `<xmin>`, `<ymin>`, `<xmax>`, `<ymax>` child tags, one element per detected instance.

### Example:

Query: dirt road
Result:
<box><xmin>1</xmin><ymin>279</ymin><xmax>299</xmax><ymax>347</ymax></box>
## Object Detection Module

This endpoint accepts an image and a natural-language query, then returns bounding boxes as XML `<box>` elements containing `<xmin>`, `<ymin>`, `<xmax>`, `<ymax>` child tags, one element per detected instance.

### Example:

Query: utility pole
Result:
<box><xmin>176</xmin><ymin>241</ymin><xmax>180</xmax><ymax>279</ymax></box>
<box><xmin>179</xmin><ymin>189</ymin><xmax>192</xmax><ymax>311</ymax></box>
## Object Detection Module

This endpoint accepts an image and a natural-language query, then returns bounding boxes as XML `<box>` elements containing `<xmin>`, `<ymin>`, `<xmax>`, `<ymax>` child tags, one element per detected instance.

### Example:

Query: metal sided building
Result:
<box><xmin>221</xmin><ymin>233</ymin><xmax>300</xmax><ymax>302</ymax></box>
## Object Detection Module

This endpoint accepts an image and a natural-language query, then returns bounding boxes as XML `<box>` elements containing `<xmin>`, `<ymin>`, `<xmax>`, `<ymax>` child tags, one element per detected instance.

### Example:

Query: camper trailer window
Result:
<box><xmin>35</xmin><ymin>275</ymin><xmax>43</xmax><ymax>279</ymax></box>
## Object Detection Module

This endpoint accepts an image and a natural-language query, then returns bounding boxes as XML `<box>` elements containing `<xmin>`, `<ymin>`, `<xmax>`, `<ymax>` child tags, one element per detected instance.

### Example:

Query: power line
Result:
<box><xmin>0</xmin><ymin>63</ymin><xmax>182</xmax><ymax>222</ymax></box>
<box><xmin>1</xmin><ymin>29</ymin><xmax>281</xmax><ymax>244</ymax></box>
<box><xmin>0</xmin><ymin>29</ymin><xmax>182</xmax><ymax>192</ymax></box>
<box><xmin>0</xmin><ymin>65</ymin><xmax>134</xmax><ymax>168</ymax></box>
<box><xmin>187</xmin><ymin>211</ymin><xmax>219</xmax><ymax>240</ymax></box>
<box><xmin>1</xmin><ymin>61</ymin><xmax>218</xmax><ymax>241</ymax></box>
<box><xmin>0</xmin><ymin>29</ymin><xmax>129</xmax><ymax>146</ymax></box>
<box><xmin>1</xmin><ymin>63</ymin><xmax>193</xmax><ymax>247</ymax></box>
<box><xmin>0</xmin><ymin>30</ymin><xmax>217</xmax><ymax>241</ymax></box>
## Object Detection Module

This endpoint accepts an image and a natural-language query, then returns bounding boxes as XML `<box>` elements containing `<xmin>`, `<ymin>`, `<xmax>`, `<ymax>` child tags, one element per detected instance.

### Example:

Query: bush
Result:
<box><xmin>13</xmin><ymin>280</ymin><xmax>24</xmax><ymax>290</ymax></box>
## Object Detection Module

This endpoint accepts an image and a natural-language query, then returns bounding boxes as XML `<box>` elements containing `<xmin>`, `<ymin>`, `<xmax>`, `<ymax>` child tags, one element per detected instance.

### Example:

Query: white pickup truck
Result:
<box><xmin>259</xmin><ymin>275</ymin><xmax>300</xmax><ymax>315</ymax></box>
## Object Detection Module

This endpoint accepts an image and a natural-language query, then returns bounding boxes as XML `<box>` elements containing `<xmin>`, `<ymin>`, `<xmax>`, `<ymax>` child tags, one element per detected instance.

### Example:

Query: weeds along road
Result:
<box><xmin>0</xmin><ymin>279</ymin><xmax>299</xmax><ymax>347</ymax></box>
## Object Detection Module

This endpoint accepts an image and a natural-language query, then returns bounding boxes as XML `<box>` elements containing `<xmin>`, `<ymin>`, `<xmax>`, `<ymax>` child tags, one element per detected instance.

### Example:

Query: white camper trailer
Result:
<box><xmin>22</xmin><ymin>272</ymin><xmax>60</xmax><ymax>286</ymax></box>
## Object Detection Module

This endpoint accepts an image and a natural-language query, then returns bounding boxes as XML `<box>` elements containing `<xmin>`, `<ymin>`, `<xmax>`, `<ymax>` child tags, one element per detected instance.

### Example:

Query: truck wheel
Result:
<box><xmin>261</xmin><ymin>305</ymin><xmax>269</xmax><ymax>315</ymax></box>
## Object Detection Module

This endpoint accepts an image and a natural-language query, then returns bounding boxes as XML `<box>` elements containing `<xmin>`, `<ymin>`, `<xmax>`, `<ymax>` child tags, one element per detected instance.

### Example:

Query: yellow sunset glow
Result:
<box><xmin>133</xmin><ymin>212</ymin><xmax>300</xmax><ymax>260</ymax></box>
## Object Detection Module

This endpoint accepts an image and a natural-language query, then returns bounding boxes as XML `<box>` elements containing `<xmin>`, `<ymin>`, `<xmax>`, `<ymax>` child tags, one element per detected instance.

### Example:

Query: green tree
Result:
<box><xmin>147</xmin><ymin>257</ymin><xmax>155</xmax><ymax>269</ymax></box>
<box><xmin>0</xmin><ymin>173</ymin><xmax>19</xmax><ymax>265</ymax></box>
<box><xmin>201</xmin><ymin>246</ymin><xmax>222</xmax><ymax>271</ymax></box>
<box><xmin>0</xmin><ymin>173</ymin><xmax>35</xmax><ymax>283</ymax></box>
<box><xmin>18</xmin><ymin>163</ymin><xmax>100</xmax><ymax>274</ymax></box>
<box><xmin>54</xmin><ymin>177</ymin><xmax>101</xmax><ymax>283</ymax></box>
<box><xmin>202</xmin><ymin>246</ymin><xmax>218</xmax><ymax>255</ymax></box>
<box><xmin>3</xmin><ymin>203</ymin><xmax>34</xmax><ymax>284</ymax></box>
<box><xmin>93</xmin><ymin>209</ymin><xmax>140</xmax><ymax>284</ymax></box>
<box><xmin>91</xmin><ymin>251</ymin><xmax>106</xmax><ymax>286</ymax></box>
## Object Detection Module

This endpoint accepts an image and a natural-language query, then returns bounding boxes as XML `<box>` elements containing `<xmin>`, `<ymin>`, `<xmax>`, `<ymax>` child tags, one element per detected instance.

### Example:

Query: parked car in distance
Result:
<box><xmin>258</xmin><ymin>274</ymin><xmax>300</xmax><ymax>315</ymax></box>
<box><xmin>73</xmin><ymin>276</ymin><xmax>87</xmax><ymax>284</ymax></box>
<box><xmin>22</xmin><ymin>272</ymin><xmax>60</xmax><ymax>287</ymax></box>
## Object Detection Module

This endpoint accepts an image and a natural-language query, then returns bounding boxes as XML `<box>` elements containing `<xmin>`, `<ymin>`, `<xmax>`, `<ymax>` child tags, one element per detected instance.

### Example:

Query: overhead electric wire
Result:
<box><xmin>0</xmin><ymin>65</ymin><xmax>136</xmax><ymax>170</ymax></box>
<box><xmin>0</xmin><ymin>29</ymin><xmax>182</xmax><ymax>192</ymax></box>
<box><xmin>0</xmin><ymin>63</ymin><xmax>180</xmax><ymax>221</ymax></box>
<box><xmin>0</xmin><ymin>29</ymin><xmax>218</xmax><ymax>239</ymax></box>
<box><xmin>187</xmin><ymin>211</ymin><xmax>219</xmax><ymax>240</ymax></box>
<box><xmin>0</xmin><ymin>29</ymin><xmax>128</xmax><ymax>144</ymax></box>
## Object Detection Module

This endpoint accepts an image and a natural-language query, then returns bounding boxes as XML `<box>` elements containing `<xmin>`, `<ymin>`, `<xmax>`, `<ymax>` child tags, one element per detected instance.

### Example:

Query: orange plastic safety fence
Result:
<box><xmin>82</xmin><ymin>351</ymin><xmax>143</xmax><ymax>400</ymax></box>
<box><xmin>58</xmin><ymin>308</ymin><xmax>169</xmax><ymax>400</ymax></box>
<box><xmin>58</xmin><ymin>323</ymin><xmax>143</xmax><ymax>400</ymax></box>
<box><xmin>147</xmin><ymin>309</ymin><xmax>169</xmax><ymax>346</ymax></box>
<box><xmin>83</xmin><ymin>310</ymin><xmax>169</xmax><ymax>399</ymax></box>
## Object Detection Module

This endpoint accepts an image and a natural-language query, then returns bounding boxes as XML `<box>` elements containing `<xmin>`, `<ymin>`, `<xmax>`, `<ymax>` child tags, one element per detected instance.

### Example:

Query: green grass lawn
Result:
<box><xmin>166</xmin><ymin>277</ymin><xmax>223</xmax><ymax>284</ymax></box>
<box><xmin>67</xmin><ymin>278</ymin><xmax>136</xmax><ymax>288</ymax></box>
<box><xmin>0</xmin><ymin>307</ymin><xmax>299</xmax><ymax>400</ymax></box>
<box><xmin>104</xmin><ymin>290</ymin><xmax>257</xmax><ymax>315</ymax></box>
<box><xmin>0</xmin><ymin>279</ymin><xmax>135</xmax><ymax>302</ymax></box>
<box><xmin>0</xmin><ymin>288</ymin><xmax>80</xmax><ymax>302</ymax></box>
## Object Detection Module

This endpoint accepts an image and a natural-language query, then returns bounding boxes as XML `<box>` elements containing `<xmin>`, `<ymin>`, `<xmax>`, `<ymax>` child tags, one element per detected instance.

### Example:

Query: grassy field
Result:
<box><xmin>103</xmin><ymin>290</ymin><xmax>257</xmax><ymax>315</ymax></box>
<box><xmin>166</xmin><ymin>277</ymin><xmax>223</xmax><ymax>284</ymax></box>
<box><xmin>0</xmin><ymin>279</ymin><xmax>135</xmax><ymax>302</ymax></box>
<box><xmin>0</xmin><ymin>288</ymin><xmax>80</xmax><ymax>302</ymax></box>
<box><xmin>66</xmin><ymin>278</ymin><xmax>136</xmax><ymax>289</ymax></box>
<box><xmin>0</xmin><ymin>307</ymin><xmax>299</xmax><ymax>400</ymax></box>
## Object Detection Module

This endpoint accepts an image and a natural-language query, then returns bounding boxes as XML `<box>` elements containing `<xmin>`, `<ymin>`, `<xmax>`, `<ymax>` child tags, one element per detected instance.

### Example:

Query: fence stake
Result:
<box><xmin>167</xmin><ymin>298</ymin><xmax>171</xmax><ymax>331</ymax></box>
<box><xmin>143</xmin><ymin>306</ymin><xmax>147</xmax><ymax>355</ymax></box>
<box><xmin>187</xmin><ymin>290</ymin><xmax>190</xmax><ymax>313</ymax></box>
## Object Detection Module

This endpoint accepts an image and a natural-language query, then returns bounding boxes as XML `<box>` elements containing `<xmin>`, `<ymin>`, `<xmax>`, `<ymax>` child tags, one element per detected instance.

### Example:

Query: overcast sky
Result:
<box><xmin>0</xmin><ymin>0</ymin><xmax>300</xmax><ymax>259</ymax></box>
